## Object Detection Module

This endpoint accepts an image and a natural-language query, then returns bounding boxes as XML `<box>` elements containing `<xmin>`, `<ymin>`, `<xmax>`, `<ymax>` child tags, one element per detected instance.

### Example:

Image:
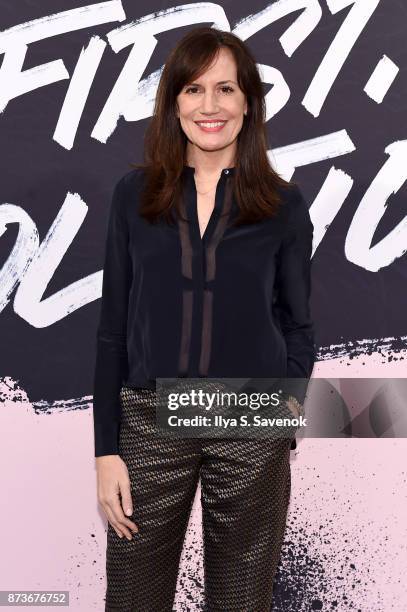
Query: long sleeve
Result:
<box><xmin>92</xmin><ymin>176</ymin><xmax>132</xmax><ymax>457</ymax></box>
<box><xmin>272</xmin><ymin>185</ymin><xmax>317</xmax><ymax>406</ymax></box>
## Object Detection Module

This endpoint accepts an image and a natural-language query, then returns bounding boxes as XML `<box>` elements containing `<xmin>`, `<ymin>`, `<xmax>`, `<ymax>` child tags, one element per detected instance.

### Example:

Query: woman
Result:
<box><xmin>93</xmin><ymin>26</ymin><xmax>316</xmax><ymax>612</ymax></box>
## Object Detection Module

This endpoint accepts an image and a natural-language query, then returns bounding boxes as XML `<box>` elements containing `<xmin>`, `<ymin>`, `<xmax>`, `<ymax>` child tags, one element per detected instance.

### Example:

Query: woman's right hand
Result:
<box><xmin>96</xmin><ymin>455</ymin><xmax>139</xmax><ymax>540</ymax></box>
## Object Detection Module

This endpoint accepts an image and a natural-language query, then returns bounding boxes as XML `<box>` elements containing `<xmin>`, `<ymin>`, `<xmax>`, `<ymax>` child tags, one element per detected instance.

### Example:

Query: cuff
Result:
<box><xmin>94</xmin><ymin>421</ymin><xmax>120</xmax><ymax>457</ymax></box>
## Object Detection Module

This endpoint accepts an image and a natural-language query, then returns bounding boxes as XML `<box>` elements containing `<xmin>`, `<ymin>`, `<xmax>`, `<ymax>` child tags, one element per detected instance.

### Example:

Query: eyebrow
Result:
<box><xmin>186</xmin><ymin>80</ymin><xmax>237</xmax><ymax>86</ymax></box>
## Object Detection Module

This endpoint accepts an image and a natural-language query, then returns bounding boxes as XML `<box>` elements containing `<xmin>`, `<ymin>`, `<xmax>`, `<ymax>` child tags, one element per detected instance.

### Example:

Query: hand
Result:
<box><xmin>96</xmin><ymin>455</ymin><xmax>139</xmax><ymax>540</ymax></box>
<box><xmin>285</xmin><ymin>396</ymin><xmax>302</xmax><ymax>419</ymax></box>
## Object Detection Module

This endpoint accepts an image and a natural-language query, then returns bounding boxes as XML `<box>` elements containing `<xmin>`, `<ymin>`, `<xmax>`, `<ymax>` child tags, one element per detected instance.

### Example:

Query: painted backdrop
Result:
<box><xmin>0</xmin><ymin>1</ymin><xmax>406</xmax><ymax>610</ymax></box>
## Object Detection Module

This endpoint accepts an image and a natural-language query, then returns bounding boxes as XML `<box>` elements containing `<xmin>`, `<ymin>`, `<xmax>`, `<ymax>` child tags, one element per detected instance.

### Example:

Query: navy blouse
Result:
<box><xmin>92</xmin><ymin>165</ymin><xmax>317</xmax><ymax>456</ymax></box>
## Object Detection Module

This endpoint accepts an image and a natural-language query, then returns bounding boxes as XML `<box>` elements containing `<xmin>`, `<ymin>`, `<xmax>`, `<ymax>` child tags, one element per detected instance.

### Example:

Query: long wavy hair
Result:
<box><xmin>131</xmin><ymin>26</ymin><xmax>295</xmax><ymax>227</ymax></box>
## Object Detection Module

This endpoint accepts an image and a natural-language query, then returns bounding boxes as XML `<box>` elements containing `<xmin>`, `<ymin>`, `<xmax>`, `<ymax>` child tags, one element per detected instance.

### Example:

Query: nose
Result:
<box><xmin>200</xmin><ymin>90</ymin><xmax>219</xmax><ymax>114</ymax></box>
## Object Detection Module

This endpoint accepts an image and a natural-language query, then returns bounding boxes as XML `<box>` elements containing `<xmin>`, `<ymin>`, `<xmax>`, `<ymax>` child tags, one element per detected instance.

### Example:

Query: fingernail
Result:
<box><xmin>125</xmin><ymin>508</ymin><xmax>132</xmax><ymax>516</ymax></box>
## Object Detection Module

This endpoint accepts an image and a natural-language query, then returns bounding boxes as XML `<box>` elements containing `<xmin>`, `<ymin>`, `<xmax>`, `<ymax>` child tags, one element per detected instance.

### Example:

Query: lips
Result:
<box><xmin>194</xmin><ymin>120</ymin><xmax>228</xmax><ymax>133</ymax></box>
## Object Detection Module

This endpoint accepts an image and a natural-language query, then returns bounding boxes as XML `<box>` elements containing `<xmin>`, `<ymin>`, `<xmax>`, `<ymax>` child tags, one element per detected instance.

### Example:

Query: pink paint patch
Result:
<box><xmin>1</xmin><ymin>366</ymin><xmax>406</xmax><ymax>610</ymax></box>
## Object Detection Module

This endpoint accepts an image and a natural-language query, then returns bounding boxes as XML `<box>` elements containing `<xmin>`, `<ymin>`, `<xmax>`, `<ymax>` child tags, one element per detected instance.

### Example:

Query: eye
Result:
<box><xmin>183</xmin><ymin>85</ymin><xmax>235</xmax><ymax>94</ymax></box>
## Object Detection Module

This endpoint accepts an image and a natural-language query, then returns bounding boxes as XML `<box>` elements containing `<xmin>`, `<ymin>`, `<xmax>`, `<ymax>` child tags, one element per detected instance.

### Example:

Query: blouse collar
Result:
<box><xmin>183</xmin><ymin>165</ymin><xmax>235</xmax><ymax>177</ymax></box>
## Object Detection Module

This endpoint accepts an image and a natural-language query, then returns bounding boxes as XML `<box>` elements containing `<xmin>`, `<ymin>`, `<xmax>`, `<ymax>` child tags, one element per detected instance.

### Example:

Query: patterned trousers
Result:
<box><xmin>105</xmin><ymin>386</ymin><xmax>292</xmax><ymax>612</ymax></box>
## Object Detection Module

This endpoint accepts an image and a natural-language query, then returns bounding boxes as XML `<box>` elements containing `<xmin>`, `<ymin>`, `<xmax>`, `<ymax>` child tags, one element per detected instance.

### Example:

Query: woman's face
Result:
<box><xmin>176</xmin><ymin>47</ymin><xmax>247</xmax><ymax>157</ymax></box>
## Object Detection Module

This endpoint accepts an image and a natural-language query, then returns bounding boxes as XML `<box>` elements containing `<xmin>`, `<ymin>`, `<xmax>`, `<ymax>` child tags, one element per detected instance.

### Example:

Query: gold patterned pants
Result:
<box><xmin>105</xmin><ymin>386</ymin><xmax>292</xmax><ymax>611</ymax></box>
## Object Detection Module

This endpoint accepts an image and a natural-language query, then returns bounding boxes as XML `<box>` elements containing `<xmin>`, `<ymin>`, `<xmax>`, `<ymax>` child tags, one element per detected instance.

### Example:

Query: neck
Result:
<box><xmin>185</xmin><ymin>146</ymin><xmax>236</xmax><ymax>178</ymax></box>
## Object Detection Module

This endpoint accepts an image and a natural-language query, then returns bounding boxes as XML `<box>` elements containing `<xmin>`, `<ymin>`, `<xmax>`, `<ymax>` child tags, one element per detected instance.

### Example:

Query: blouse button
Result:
<box><xmin>224</xmin><ymin>169</ymin><xmax>229</xmax><ymax>174</ymax></box>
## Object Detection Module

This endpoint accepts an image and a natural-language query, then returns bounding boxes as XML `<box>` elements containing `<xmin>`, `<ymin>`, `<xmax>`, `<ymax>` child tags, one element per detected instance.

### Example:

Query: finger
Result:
<box><xmin>110</xmin><ymin>498</ymin><xmax>135</xmax><ymax>539</ymax></box>
<box><xmin>112</xmin><ymin>525</ymin><xmax>124</xmax><ymax>538</ymax></box>
<box><xmin>103</xmin><ymin>505</ymin><xmax>124</xmax><ymax>538</ymax></box>
<box><xmin>288</xmin><ymin>400</ymin><xmax>300</xmax><ymax>418</ymax></box>
<box><xmin>119</xmin><ymin>482</ymin><xmax>138</xmax><ymax>532</ymax></box>
<box><xmin>120</xmin><ymin>480</ymin><xmax>133</xmax><ymax>517</ymax></box>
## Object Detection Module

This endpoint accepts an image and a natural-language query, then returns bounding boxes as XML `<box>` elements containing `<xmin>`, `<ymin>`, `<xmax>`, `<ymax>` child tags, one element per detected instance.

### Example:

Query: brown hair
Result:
<box><xmin>131</xmin><ymin>26</ymin><xmax>295</xmax><ymax>227</ymax></box>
